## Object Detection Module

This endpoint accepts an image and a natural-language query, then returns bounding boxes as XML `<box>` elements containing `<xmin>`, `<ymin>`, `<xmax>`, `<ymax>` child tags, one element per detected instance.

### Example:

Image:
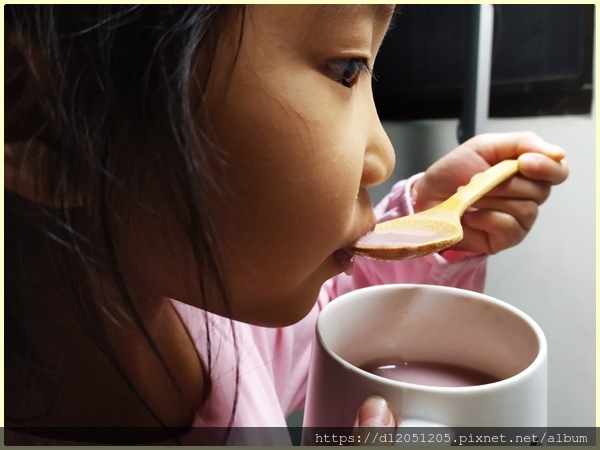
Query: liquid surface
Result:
<box><xmin>360</xmin><ymin>360</ymin><xmax>500</xmax><ymax>388</ymax></box>
<box><xmin>354</xmin><ymin>229</ymin><xmax>447</xmax><ymax>248</ymax></box>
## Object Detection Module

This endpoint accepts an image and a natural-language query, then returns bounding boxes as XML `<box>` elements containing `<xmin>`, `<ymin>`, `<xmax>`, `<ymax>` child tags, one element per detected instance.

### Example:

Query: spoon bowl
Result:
<box><xmin>352</xmin><ymin>159</ymin><xmax>520</xmax><ymax>260</ymax></box>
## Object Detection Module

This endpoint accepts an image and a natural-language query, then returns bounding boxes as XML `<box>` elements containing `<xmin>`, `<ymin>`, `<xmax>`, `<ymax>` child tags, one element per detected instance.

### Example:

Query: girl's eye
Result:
<box><xmin>327</xmin><ymin>57</ymin><xmax>372</xmax><ymax>88</ymax></box>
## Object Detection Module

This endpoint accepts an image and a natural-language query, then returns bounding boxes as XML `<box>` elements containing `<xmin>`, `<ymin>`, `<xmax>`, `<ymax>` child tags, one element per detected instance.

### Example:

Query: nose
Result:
<box><xmin>360</xmin><ymin>108</ymin><xmax>395</xmax><ymax>188</ymax></box>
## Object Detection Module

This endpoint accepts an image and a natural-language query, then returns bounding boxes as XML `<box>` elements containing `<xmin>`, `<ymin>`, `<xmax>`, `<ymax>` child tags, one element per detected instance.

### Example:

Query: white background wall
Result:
<box><xmin>373</xmin><ymin>109</ymin><xmax>596</xmax><ymax>426</ymax></box>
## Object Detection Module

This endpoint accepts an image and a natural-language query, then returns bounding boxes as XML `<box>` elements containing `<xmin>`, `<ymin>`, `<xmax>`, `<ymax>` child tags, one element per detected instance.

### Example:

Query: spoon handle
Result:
<box><xmin>439</xmin><ymin>159</ymin><xmax>519</xmax><ymax>215</ymax></box>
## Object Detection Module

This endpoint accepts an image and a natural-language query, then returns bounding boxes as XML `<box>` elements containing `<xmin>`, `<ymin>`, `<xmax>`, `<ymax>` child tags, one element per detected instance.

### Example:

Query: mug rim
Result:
<box><xmin>316</xmin><ymin>283</ymin><xmax>547</xmax><ymax>393</ymax></box>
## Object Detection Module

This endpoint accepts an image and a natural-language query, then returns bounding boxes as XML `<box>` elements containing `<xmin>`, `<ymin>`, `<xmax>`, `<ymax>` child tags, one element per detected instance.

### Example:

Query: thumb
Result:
<box><xmin>355</xmin><ymin>395</ymin><xmax>395</xmax><ymax>427</ymax></box>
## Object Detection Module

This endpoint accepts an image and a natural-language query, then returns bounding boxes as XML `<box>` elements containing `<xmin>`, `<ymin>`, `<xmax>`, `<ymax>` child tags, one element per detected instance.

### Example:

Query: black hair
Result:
<box><xmin>5</xmin><ymin>4</ymin><xmax>242</xmax><ymax>442</ymax></box>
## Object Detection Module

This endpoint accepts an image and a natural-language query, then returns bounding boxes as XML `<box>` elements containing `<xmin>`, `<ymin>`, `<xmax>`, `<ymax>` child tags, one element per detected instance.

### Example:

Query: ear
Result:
<box><xmin>5</xmin><ymin>32</ymin><xmax>46</xmax><ymax>142</ymax></box>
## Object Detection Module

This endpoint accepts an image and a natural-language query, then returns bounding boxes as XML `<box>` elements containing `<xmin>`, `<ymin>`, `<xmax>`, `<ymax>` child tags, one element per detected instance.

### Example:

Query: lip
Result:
<box><xmin>348</xmin><ymin>218</ymin><xmax>378</xmax><ymax>248</ymax></box>
<box><xmin>332</xmin><ymin>248</ymin><xmax>355</xmax><ymax>276</ymax></box>
<box><xmin>332</xmin><ymin>218</ymin><xmax>377</xmax><ymax>276</ymax></box>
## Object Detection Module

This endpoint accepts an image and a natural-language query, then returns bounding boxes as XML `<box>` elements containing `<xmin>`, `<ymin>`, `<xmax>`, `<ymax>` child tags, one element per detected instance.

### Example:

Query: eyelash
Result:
<box><xmin>328</xmin><ymin>57</ymin><xmax>373</xmax><ymax>88</ymax></box>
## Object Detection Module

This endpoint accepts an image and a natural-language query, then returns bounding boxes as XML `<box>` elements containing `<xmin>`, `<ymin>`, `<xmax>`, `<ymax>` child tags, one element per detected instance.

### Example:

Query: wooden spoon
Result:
<box><xmin>352</xmin><ymin>159</ymin><xmax>520</xmax><ymax>261</ymax></box>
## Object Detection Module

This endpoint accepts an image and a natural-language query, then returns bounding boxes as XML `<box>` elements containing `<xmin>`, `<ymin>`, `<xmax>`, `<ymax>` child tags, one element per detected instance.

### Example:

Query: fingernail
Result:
<box><xmin>358</xmin><ymin>396</ymin><xmax>393</xmax><ymax>427</ymax></box>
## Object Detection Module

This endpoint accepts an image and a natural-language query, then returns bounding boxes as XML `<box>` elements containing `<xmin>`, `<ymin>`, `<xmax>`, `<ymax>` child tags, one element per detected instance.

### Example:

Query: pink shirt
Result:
<box><xmin>5</xmin><ymin>175</ymin><xmax>486</xmax><ymax>445</ymax></box>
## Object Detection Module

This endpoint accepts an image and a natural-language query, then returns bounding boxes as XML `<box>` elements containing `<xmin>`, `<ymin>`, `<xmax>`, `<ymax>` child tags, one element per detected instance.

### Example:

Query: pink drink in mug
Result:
<box><xmin>302</xmin><ymin>284</ymin><xmax>547</xmax><ymax>441</ymax></box>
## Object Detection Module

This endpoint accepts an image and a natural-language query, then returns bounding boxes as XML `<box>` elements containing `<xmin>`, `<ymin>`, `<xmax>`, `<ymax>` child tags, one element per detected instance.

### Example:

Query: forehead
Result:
<box><xmin>243</xmin><ymin>4</ymin><xmax>396</xmax><ymax>37</ymax></box>
<box><xmin>318</xmin><ymin>4</ymin><xmax>397</xmax><ymax>26</ymax></box>
<box><xmin>245</xmin><ymin>4</ymin><xmax>395</xmax><ymax>16</ymax></box>
<box><xmin>317</xmin><ymin>5</ymin><xmax>398</xmax><ymax>46</ymax></box>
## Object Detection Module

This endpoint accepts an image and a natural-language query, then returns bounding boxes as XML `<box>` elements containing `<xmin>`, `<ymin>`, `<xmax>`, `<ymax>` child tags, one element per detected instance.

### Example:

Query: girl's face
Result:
<box><xmin>130</xmin><ymin>5</ymin><xmax>396</xmax><ymax>326</ymax></box>
<box><xmin>207</xmin><ymin>5</ymin><xmax>395</xmax><ymax>324</ymax></box>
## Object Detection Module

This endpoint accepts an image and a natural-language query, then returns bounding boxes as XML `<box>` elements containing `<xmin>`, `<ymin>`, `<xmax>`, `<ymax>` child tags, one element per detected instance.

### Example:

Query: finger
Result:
<box><xmin>354</xmin><ymin>395</ymin><xmax>395</xmax><ymax>428</ymax></box>
<box><xmin>456</xmin><ymin>210</ymin><xmax>528</xmax><ymax>254</ymax></box>
<box><xmin>468</xmin><ymin>198</ymin><xmax>539</xmax><ymax>232</ymax></box>
<box><xmin>473</xmin><ymin>176</ymin><xmax>552</xmax><ymax>205</ymax></box>
<box><xmin>518</xmin><ymin>153</ymin><xmax>569</xmax><ymax>184</ymax></box>
<box><xmin>353</xmin><ymin>396</ymin><xmax>395</xmax><ymax>447</ymax></box>
<box><xmin>464</xmin><ymin>131</ymin><xmax>567</xmax><ymax>164</ymax></box>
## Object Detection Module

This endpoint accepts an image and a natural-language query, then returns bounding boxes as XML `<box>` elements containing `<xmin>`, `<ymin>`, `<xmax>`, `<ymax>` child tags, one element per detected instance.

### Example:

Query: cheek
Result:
<box><xmin>206</xmin><ymin>116</ymin><xmax>361</xmax><ymax>323</ymax></box>
<box><xmin>203</xmin><ymin>48</ymin><xmax>368</xmax><ymax>322</ymax></box>
<box><xmin>211</xmin><ymin>108</ymin><xmax>361</xmax><ymax>257</ymax></box>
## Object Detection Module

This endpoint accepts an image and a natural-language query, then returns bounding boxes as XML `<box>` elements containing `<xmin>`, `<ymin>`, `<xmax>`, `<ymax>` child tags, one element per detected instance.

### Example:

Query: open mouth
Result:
<box><xmin>332</xmin><ymin>217</ymin><xmax>376</xmax><ymax>276</ymax></box>
<box><xmin>332</xmin><ymin>248</ymin><xmax>356</xmax><ymax>276</ymax></box>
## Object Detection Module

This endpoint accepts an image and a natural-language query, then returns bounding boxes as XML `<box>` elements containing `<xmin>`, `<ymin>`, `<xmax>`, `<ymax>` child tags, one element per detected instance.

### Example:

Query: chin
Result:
<box><xmin>244</xmin><ymin>282</ymin><xmax>324</xmax><ymax>328</ymax></box>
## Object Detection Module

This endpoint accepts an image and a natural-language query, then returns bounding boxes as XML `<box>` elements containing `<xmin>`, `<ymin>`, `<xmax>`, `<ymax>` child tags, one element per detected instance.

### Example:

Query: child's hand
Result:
<box><xmin>353</xmin><ymin>396</ymin><xmax>395</xmax><ymax>446</ymax></box>
<box><xmin>411</xmin><ymin>132</ymin><xmax>569</xmax><ymax>255</ymax></box>
<box><xmin>354</xmin><ymin>395</ymin><xmax>395</xmax><ymax>427</ymax></box>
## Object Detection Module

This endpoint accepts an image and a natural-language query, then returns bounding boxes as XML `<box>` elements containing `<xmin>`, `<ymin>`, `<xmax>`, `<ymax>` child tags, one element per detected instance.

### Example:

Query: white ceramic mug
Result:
<box><xmin>302</xmin><ymin>284</ymin><xmax>547</xmax><ymax>440</ymax></box>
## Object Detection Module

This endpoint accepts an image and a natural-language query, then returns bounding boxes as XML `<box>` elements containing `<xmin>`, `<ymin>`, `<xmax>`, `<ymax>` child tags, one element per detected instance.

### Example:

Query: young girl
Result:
<box><xmin>5</xmin><ymin>4</ymin><xmax>568</xmax><ymax>445</ymax></box>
